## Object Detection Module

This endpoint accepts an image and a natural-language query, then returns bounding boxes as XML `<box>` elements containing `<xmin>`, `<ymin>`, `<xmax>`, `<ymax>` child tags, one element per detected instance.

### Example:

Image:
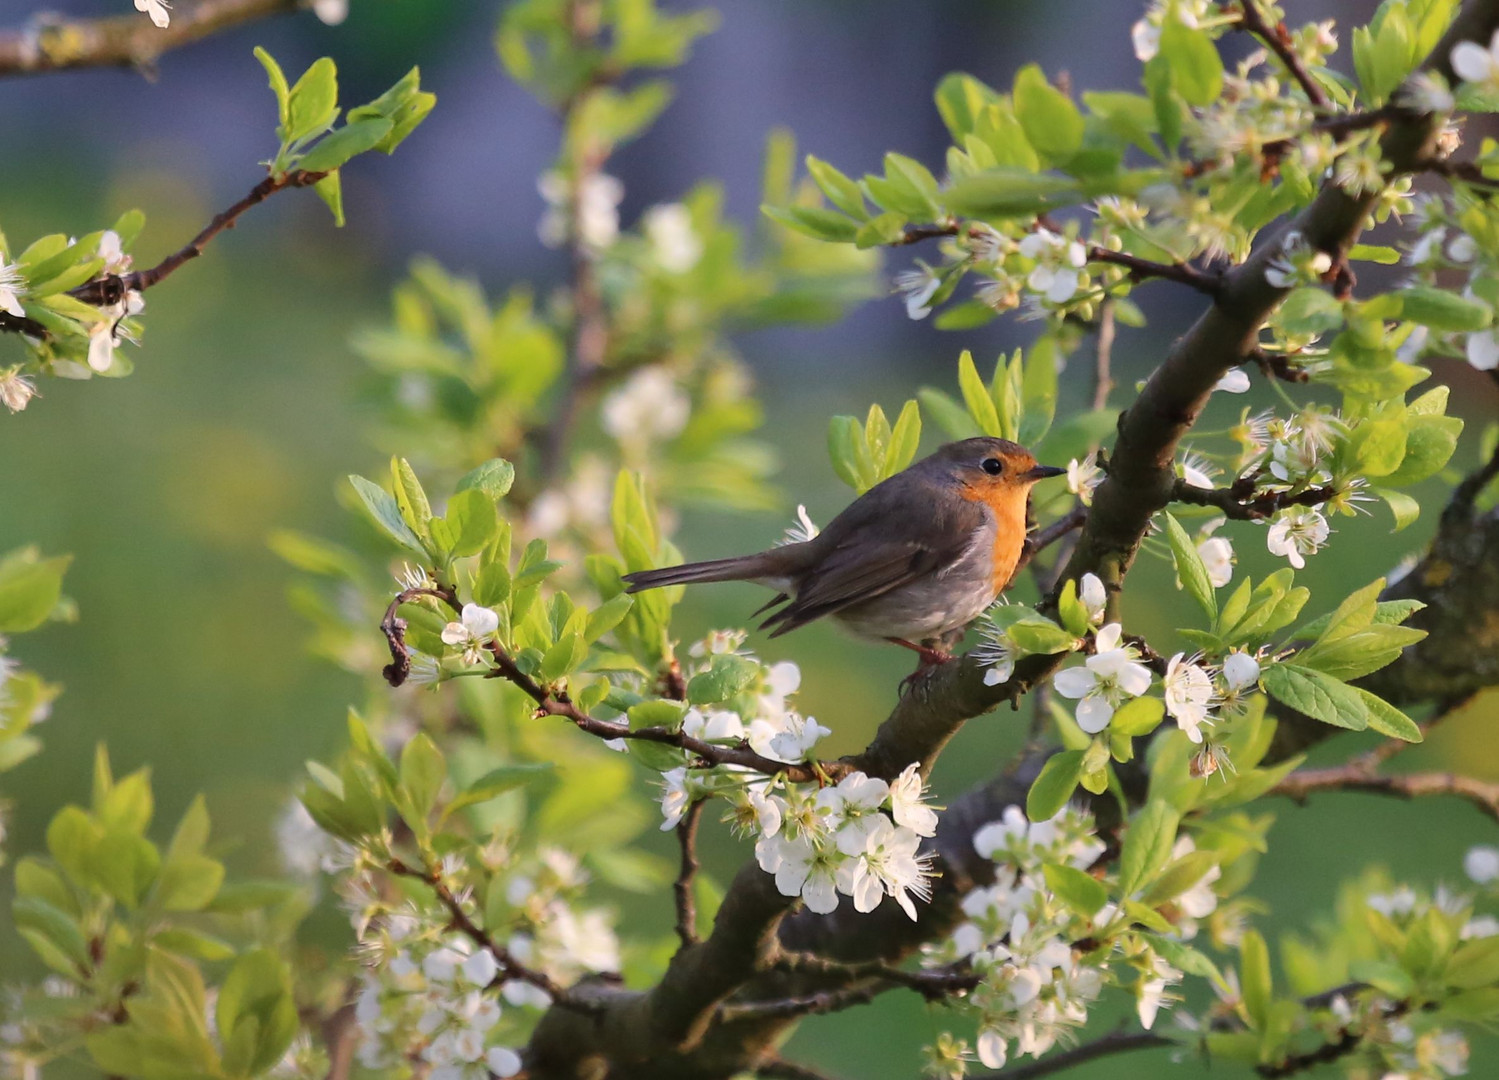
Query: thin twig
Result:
<box><xmin>891</xmin><ymin>223</ymin><xmax>960</xmax><ymax>246</ymax></box>
<box><xmin>71</xmin><ymin>169</ymin><xmax>327</xmax><ymax>306</ymax></box>
<box><xmin>1232</xmin><ymin>0</ymin><xmax>1330</xmax><ymax>108</ymax></box>
<box><xmin>0</xmin><ymin>0</ymin><xmax>299</xmax><ymax>77</ymax></box>
<box><xmin>1171</xmin><ymin>476</ymin><xmax>1339</xmax><ymax>520</ymax></box>
<box><xmin>674</xmin><ymin>799</ymin><xmax>705</xmax><ymax>948</ymax></box>
<box><xmin>1087</xmin><ymin>247</ymin><xmax>1223</xmax><ymax>296</ymax></box>
<box><xmin>386</xmin><ymin>857</ymin><xmax>596</xmax><ymax>1011</ymax></box>
<box><xmin>717</xmin><ymin>983</ymin><xmax>886</xmax><ymax>1021</ymax></box>
<box><xmin>1016</xmin><ymin>505</ymin><xmax>1089</xmax><ymax>581</ymax></box>
<box><xmin>766</xmin><ymin>953</ymin><xmax>981</xmax><ymax>1001</ymax></box>
<box><xmin>1251</xmin><ymin>348</ymin><xmax>1311</xmax><ymax>383</ymax></box>
<box><xmin>970</xmin><ymin>1029</ymin><xmax>1172</xmax><ymax>1080</ymax></box>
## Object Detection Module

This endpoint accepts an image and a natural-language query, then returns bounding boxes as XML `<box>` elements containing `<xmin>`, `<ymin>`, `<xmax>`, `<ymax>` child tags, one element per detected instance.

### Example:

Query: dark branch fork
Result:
<box><xmin>1170</xmin><ymin>476</ymin><xmax>1340</xmax><ymax>520</ymax></box>
<box><xmin>674</xmin><ymin>800</ymin><xmax>706</xmax><ymax>948</ymax></box>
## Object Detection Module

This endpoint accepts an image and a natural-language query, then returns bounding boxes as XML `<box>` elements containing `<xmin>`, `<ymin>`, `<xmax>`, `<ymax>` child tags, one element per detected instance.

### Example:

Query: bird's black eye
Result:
<box><xmin>982</xmin><ymin>457</ymin><xmax>1004</xmax><ymax>476</ymax></box>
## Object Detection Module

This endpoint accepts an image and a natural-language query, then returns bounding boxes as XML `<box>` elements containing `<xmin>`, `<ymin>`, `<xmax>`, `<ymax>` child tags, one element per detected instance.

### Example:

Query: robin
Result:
<box><xmin>622</xmin><ymin>437</ymin><xmax>1066</xmax><ymax>669</ymax></box>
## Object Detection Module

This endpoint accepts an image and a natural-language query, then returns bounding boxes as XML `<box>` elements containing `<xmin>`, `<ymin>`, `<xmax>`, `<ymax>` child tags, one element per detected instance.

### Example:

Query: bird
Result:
<box><xmin>622</xmin><ymin>437</ymin><xmax>1066</xmax><ymax>670</ymax></box>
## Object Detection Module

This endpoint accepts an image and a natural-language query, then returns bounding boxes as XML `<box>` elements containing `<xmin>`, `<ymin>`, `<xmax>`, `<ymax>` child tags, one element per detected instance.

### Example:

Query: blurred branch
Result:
<box><xmin>0</xmin><ymin>0</ymin><xmax>300</xmax><ymax>77</ymax></box>
<box><xmin>755</xmin><ymin>1059</ymin><xmax>845</xmax><ymax>1080</ymax></box>
<box><xmin>1230</xmin><ymin>0</ymin><xmax>1330</xmax><ymax>108</ymax></box>
<box><xmin>1275</xmin><ymin>764</ymin><xmax>1499</xmax><ymax>823</ymax></box>
<box><xmin>540</xmin><ymin>0</ymin><xmax>616</xmax><ymax>482</ymax></box>
<box><xmin>1093</xmin><ymin>297</ymin><xmax>1115</xmax><ymax>410</ymax></box>
<box><xmin>674</xmin><ymin>799</ymin><xmax>705</xmax><ymax>948</ymax></box>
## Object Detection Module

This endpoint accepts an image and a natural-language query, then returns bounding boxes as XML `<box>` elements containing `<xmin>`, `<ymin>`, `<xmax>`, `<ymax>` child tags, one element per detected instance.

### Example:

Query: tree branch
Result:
<box><xmin>971</xmin><ymin>1029</ymin><xmax>1173</xmax><ymax>1080</ymax></box>
<box><xmin>386</xmin><ymin>857</ymin><xmax>594</xmax><ymax>1010</ymax></box>
<box><xmin>1231</xmin><ymin>0</ymin><xmax>1330</xmax><ymax>108</ymax></box>
<box><xmin>674</xmin><ymin>799</ymin><xmax>705</xmax><ymax>949</ymax></box>
<box><xmin>1275</xmin><ymin>765</ymin><xmax>1499</xmax><ymax>823</ymax></box>
<box><xmin>755</xmin><ymin>1058</ymin><xmax>844</xmax><ymax>1080</ymax></box>
<box><xmin>1087</xmin><ymin>247</ymin><xmax>1223</xmax><ymax>296</ymax></box>
<box><xmin>0</xmin><ymin>0</ymin><xmax>299</xmax><ymax>78</ymax></box>
<box><xmin>1171</xmin><ymin>476</ymin><xmax>1339</xmax><ymax>520</ymax></box>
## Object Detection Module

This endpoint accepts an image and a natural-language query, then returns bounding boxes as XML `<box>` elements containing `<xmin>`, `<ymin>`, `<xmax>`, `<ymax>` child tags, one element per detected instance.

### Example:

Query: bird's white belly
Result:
<box><xmin>834</xmin><ymin>532</ymin><xmax>998</xmax><ymax>641</ymax></box>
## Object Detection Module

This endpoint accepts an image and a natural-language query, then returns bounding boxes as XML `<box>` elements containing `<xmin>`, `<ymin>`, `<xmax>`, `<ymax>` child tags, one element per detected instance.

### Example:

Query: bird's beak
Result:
<box><xmin>1023</xmin><ymin>464</ymin><xmax>1067</xmax><ymax>482</ymax></box>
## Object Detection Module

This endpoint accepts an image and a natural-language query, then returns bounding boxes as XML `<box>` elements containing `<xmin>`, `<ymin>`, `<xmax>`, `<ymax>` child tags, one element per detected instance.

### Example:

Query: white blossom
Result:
<box><xmin>1067</xmin><ymin>453</ymin><xmax>1102</xmax><ymax>505</ymax></box>
<box><xmin>643</xmin><ymin>203</ymin><xmax>703</xmax><ymax>272</ymax></box>
<box><xmin>1018</xmin><ymin>229</ymin><xmax>1087</xmax><ymax>304</ymax></box>
<box><xmin>779</xmin><ymin>505</ymin><xmax>819</xmax><ymax>545</ymax></box>
<box><xmin>486</xmin><ymin>1048</ymin><xmax>522</xmax><ymax>1077</ymax></box>
<box><xmin>974</xmin><ymin>619</ymin><xmax>1017</xmax><ymax>686</ymax></box>
<box><xmin>1221</xmin><ymin>649</ymin><xmax>1261</xmax><ymax>691</ymax></box>
<box><xmin>0</xmin><ymin>261</ymin><xmax>25</xmax><ymax>319</ymax></box>
<box><xmin>771</xmin><ymin>835</ymin><xmax>840</xmax><ymax>913</ymax></box>
<box><xmin>440</xmin><ymin>604</ymin><xmax>499</xmax><ymax>665</ymax></box>
<box><xmin>537</xmin><ymin>171</ymin><xmax>624</xmax><ymax>249</ymax></box>
<box><xmin>1052</xmin><ymin>623</ymin><xmax>1152</xmax><ymax>733</ymax></box>
<box><xmin>1264</xmin><ymin>230</ymin><xmax>1332</xmax><ymax>289</ymax></box>
<box><xmin>1163</xmin><ymin>654</ymin><xmax>1216</xmax><ymax>743</ymax></box>
<box><xmin>0</xmin><ymin>368</ymin><xmax>36</xmax><ymax>413</ymax></box>
<box><xmin>312</xmin><ymin>0</ymin><xmax>349</xmax><ymax>25</ymax></box>
<box><xmin>966</xmin><ymin>223</ymin><xmax>1006</xmax><ymax>263</ymax></box>
<box><xmin>601</xmin><ymin>366</ymin><xmax>691</xmax><ymax>447</ymax></box>
<box><xmin>889</xmin><ymin>762</ymin><xmax>939</xmax><ymax>837</ymax></box>
<box><xmin>844</xmin><ymin>815</ymin><xmax>933</xmax><ymax>920</ymax></box>
<box><xmin>1447</xmin><ymin>232</ymin><xmax>1479</xmax><ymax>263</ymax></box>
<box><xmin>1078</xmin><ymin>573</ymin><xmax>1107</xmax><ymax>626</ymax></box>
<box><xmin>895</xmin><ymin>267</ymin><xmax>940</xmax><ymax>319</ymax></box>
<box><xmin>1465</xmin><ymin>845</ymin><xmax>1499</xmax><ymax>883</ymax></box>
<box><xmin>765</xmin><ymin>712</ymin><xmax>831</xmax><ymax>762</ymax></box>
<box><xmin>658</xmin><ymin>768</ymin><xmax>692</xmax><ymax>831</ymax></box>
<box><xmin>135</xmin><ymin>0</ymin><xmax>171</xmax><ymax>29</ymax></box>
<box><xmin>1452</xmin><ymin>30</ymin><xmax>1499</xmax><ymax>93</ymax></box>
<box><xmin>1213</xmin><ymin>368</ymin><xmax>1251</xmax><ymax>393</ymax></box>
<box><xmin>1266</xmin><ymin>506</ymin><xmax>1330</xmax><ymax>568</ymax></box>
<box><xmin>820</xmin><ymin>771</ymin><xmax>890</xmax><ymax>855</ymax></box>
<box><xmin>1197</xmin><ymin>535</ymin><xmax>1234</xmax><ymax>588</ymax></box>
<box><xmin>1466</xmin><ymin>329</ymin><xmax>1499</xmax><ymax>371</ymax></box>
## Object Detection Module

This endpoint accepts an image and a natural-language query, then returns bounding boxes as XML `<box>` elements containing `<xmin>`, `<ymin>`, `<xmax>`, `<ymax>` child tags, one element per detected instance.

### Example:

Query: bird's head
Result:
<box><xmin>935</xmin><ymin>436</ymin><xmax>1066</xmax><ymax>513</ymax></box>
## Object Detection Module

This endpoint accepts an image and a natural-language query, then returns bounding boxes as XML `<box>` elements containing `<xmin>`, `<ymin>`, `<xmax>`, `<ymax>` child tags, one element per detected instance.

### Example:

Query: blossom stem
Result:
<box><xmin>674</xmin><ymin>799</ymin><xmax>706</xmax><ymax>949</ymax></box>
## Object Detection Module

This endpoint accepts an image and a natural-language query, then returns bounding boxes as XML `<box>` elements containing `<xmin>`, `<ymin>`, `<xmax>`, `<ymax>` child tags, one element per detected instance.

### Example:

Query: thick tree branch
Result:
<box><xmin>0</xmin><ymin>0</ymin><xmax>299</xmax><ymax>77</ymax></box>
<box><xmin>1275</xmin><ymin>765</ymin><xmax>1499</xmax><ymax>823</ymax></box>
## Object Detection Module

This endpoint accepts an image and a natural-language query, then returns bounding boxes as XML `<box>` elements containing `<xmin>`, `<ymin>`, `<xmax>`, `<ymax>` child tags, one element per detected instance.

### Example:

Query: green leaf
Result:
<box><xmin>687</xmin><ymin>653</ymin><xmax>760</xmax><ymax>706</ymax></box>
<box><xmin>1158</xmin><ymin>18</ymin><xmax>1224</xmax><ymax>105</ymax></box>
<box><xmin>957</xmin><ymin>350</ymin><xmax>1001</xmax><ymax>435</ymax></box>
<box><xmin>1163</xmin><ymin>512</ymin><xmax>1217</xmax><ymax>620</ymax></box>
<box><xmin>1239</xmin><ymin>930</ymin><xmax>1273</xmax><ymax>1030</ymax></box>
<box><xmin>253</xmin><ymin>47</ymin><xmax>291</xmax><ymax>133</ymax></box>
<box><xmin>760</xmin><ymin>204</ymin><xmax>859</xmax><ymax>243</ymax></box>
<box><xmin>442</xmin><ymin>762</ymin><xmax>556</xmax><ymax>820</ymax></box>
<box><xmin>1013</xmin><ymin>64</ymin><xmax>1083</xmax><ymax>163</ymax></box>
<box><xmin>1110</xmin><ymin>696</ymin><xmax>1165</xmax><ymax>737</ymax></box>
<box><xmin>0</xmin><ymin>552</ymin><xmax>70</xmax><ymax>633</ymax></box>
<box><xmin>399</xmin><ymin>732</ymin><xmax>446</xmax><ymax>823</ymax></box>
<box><xmin>1043</xmin><ymin>862</ymin><xmax>1107</xmax><ymax>917</ymax></box>
<box><xmin>1019</xmin><ymin>336</ymin><xmax>1059</xmax><ymax>445</ymax></box>
<box><xmin>1398</xmin><ymin>284</ymin><xmax>1492</xmax><ymax>330</ymax></box>
<box><xmin>1354</xmin><ymin>687</ymin><xmax>1423</xmax><ymax>742</ymax></box>
<box><xmin>348</xmin><ymin>474</ymin><xmax>427</xmax><ymax>553</ymax></box>
<box><xmin>442</xmin><ymin>487</ymin><xmax>499</xmax><ymax>558</ymax></box>
<box><xmin>297</xmin><ymin>117</ymin><xmax>394</xmax><ymax>173</ymax></box>
<box><xmin>1026</xmin><ymin>750</ymin><xmax>1084</xmax><ymax>821</ymax></box>
<box><xmin>1447</xmin><ymin>935</ymin><xmax>1499</xmax><ymax>989</ymax></box>
<box><xmin>885</xmin><ymin>399</ymin><xmax>922</xmax><ymax>477</ymax></box>
<box><xmin>152</xmin><ymin>853</ymin><xmax>225</xmax><ymax>912</ymax></box>
<box><xmin>1378</xmin><ymin>487</ymin><xmax>1421</xmax><ymax>531</ymax></box>
<box><xmin>1118</xmin><ymin>799</ymin><xmax>1180</xmax><ymax>897</ymax></box>
<box><xmin>390</xmin><ymin>456</ymin><xmax>433</xmax><ymax>540</ymax></box>
<box><xmin>805</xmin><ymin>155</ymin><xmax>869</xmax><ymax>219</ymax></box>
<box><xmin>1261</xmin><ymin>664</ymin><xmax>1369</xmax><ymax>730</ymax></box>
<box><xmin>286</xmin><ymin>57</ymin><xmax>339</xmax><ymax>144</ymax></box>
<box><xmin>456</xmin><ymin>458</ymin><xmax>516</xmax><ymax>500</ymax></box>
<box><xmin>1380</xmin><ymin>413</ymin><xmax>1463</xmax><ymax>486</ymax></box>
<box><xmin>313</xmin><ymin>170</ymin><xmax>345</xmax><ymax>226</ymax></box>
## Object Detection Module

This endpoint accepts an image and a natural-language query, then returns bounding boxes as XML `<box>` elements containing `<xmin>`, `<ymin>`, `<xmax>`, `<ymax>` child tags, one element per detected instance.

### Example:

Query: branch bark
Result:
<box><xmin>0</xmin><ymin>0</ymin><xmax>300</xmax><ymax>77</ymax></box>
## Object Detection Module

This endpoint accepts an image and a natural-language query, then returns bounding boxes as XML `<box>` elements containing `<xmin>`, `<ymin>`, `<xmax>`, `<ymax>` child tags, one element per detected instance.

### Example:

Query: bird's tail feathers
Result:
<box><xmin>622</xmin><ymin>554</ymin><xmax>777</xmax><ymax>593</ymax></box>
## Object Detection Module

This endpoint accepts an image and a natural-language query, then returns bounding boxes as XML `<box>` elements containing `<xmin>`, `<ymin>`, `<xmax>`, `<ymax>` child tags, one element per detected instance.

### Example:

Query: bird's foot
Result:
<box><xmin>890</xmin><ymin>638</ymin><xmax>956</xmax><ymax>696</ymax></box>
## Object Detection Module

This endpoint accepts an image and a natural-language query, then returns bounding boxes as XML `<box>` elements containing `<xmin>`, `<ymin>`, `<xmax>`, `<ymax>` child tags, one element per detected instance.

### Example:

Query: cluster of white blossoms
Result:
<box><xmin>641</xmin><ymin>204</ymin><xmax>704</xmax><ymax>274</ymax></box>
<box><xmin>926</xmin><ymin>807</ymin><xmax>1134</xmax><ymax>1070</ymax></box>
<box><xmin>345</xmin><ymin>848</ymin><xmax>617</xmax><ymax>1079</ymax></box>
<box><xmin>538</xmin><ymin>171</ymin><xmax>625</xmax><ymax>251</ymax></box>
<box><xmin>748</xmin><ymin>764</ymin><xmax>939</xmax><ymax>919</ymax></box>
<box><xmin>600</xmin><ymin>366</ymin><xmax>691</xmax><ymax>451</ymax></box>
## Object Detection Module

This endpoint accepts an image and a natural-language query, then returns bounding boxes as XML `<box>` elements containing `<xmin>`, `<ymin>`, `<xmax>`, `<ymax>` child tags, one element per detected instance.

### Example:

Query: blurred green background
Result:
<box><xmin>1</xmin><ymin>0</ymin><xmax>1498</xmax><ymax>1076</ymax></box>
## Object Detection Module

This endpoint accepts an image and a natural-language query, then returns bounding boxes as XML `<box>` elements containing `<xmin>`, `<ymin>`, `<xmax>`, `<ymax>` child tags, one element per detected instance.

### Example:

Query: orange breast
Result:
<box><xmin>960</xmin><ymin>483</ymin><xmax>1030</xmax><ymax>594</ymax></box>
